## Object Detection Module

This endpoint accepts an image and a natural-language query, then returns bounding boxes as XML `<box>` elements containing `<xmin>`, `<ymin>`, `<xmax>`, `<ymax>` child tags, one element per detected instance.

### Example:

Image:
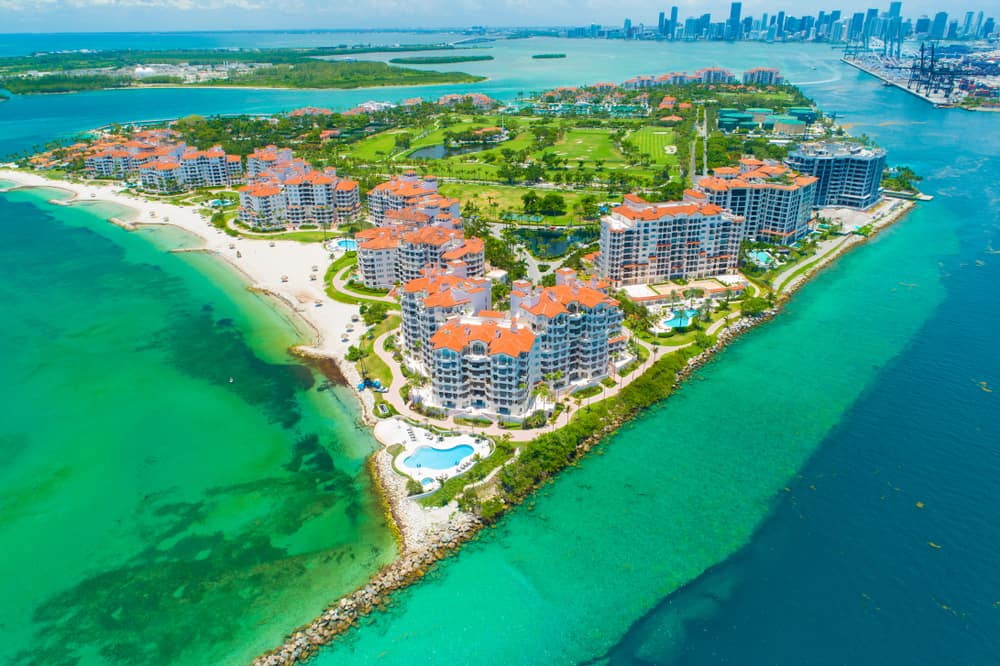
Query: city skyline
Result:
<box><xmin>1</xmin><ymin>0</ymin><xmax>997</xmax><ymax>34</ymax></box>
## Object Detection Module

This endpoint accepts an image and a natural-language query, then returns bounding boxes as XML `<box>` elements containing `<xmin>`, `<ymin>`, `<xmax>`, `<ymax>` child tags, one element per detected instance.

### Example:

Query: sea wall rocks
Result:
<box><xmin>252</xmin><ymin>502</ymin><xmax>481</xmax><ymax>666</ymax></box>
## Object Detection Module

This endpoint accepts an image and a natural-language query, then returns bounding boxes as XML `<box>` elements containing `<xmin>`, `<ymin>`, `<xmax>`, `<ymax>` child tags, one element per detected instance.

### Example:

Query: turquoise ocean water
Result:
<box><xmin>2</xmin><ymin>35</ymin><xmax>998</xmax><ymax>664</ymax></box>
<box><xmin>0</xmin><ymin>189</ymin><xmax>395</xmax><ymax>664</ymax></box>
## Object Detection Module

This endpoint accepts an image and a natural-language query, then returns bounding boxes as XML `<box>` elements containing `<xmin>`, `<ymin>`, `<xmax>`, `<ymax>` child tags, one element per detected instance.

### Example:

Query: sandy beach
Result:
<box><xmin>0</xmin><ymin>167</ymin><xmax>371</xmax><ymax>399</ymax></box>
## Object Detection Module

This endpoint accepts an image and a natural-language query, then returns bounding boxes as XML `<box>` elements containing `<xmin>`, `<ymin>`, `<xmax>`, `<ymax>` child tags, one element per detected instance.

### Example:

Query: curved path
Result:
<box><xmin>771</xmin><ymin>234</ymin><xmax>861</xmax><ymax>294</ymax></box>
<box><xmin>330</xmin><ymin>265</ymin><xmax>398</xmax><ymax>305</ymax></box>
<box><xmin>368</xmin><ymin>329</ymin><xmax>663</xmax><ymax>443</ymax></box>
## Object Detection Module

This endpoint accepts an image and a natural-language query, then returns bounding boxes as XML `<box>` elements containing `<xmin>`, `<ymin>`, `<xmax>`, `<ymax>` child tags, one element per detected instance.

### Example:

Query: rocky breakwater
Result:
<box><xmin>674</xmin><ymin>310</ymin><xmax>777</xmax><ymax>387</ymax></box>
<box><xmin>252</xmin><ymin>447</ymin><xmax>482</xmax><ymax>666</ymax></box>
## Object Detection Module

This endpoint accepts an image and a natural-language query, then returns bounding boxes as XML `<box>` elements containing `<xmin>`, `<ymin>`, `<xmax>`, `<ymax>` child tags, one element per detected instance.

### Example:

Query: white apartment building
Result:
<box><xmin>400</xmin><ymin>269</ymin><xmax>493</xmax><ymax>371</ymax></box>
<box><xmin>367</xmin><ymin>171</ymin><xmax>452</xmax><ymax>226</ymax></box>
<box><xmin>402</xmin><ymin>268</ymin><xmax>627</xmax><ymax>420</ymax></box>
<box><xmin>355</xmin><ymin>224</ymin><xmax>484</xmax><ymax>289</ymax></box>
<box><xmin>237</xmin><ymin>156</ymin><xmax>360</xmax><ymax>230</ymax></box>
<box><xmin>688</xmin><ymin>158</ymin><xmax>817</xmax><ymax>243</ymax></box>
<box><xmin>598</xmin><ymin>195</ymin><xmax>744</xmax><ymax>287</ymax></box>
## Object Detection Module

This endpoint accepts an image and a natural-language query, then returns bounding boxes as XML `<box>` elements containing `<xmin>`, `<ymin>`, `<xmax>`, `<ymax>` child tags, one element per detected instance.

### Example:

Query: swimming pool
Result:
<box><xmin>749</xmin><ymin>250</ymin><xmax>773</xmax><ymax>266</ymax></box>
<box><xmin>662</xmin><ymin>308</ymin><xmax>699</xmax><ymax>329</ymax></box>
<box><xmin>337</xmin><ymin>238</ymin><xmax>358</xmax><ymax>251</ymax></box>
<box><xmin>404</xmin><ymin>444</ymin><xmax>474</xmax><ymax>470</ymax></box>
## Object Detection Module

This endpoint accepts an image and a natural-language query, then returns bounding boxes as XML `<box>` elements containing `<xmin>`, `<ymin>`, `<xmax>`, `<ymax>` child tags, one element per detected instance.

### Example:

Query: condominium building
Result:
<box><xmin>178</xmin><ymin>146</ymin><xmax>243</xmax><ymax>188</ymax></box>
<box><xmin>692</xmin><ymin>67</ymin><xmax>736</xmax><ymax>83</ymax></box>
<box><xmin>236</xmin><ymin>182</ymin><xmax>285</xmax><ymax>227</ymax></box>
<box><xmin>237</xmin><ymin>153</ymin><xmax>360</xmax><ymax>230</ymax></box>
<box><xmin>400</xmin><ymin>269</ymin><xmax>493</xmax><ymax>371</ymax></box>
<box><xmin>83</xmin><ymin>131</ymin><xmax>243</xmax><ymax>192</ymax></box>
<box><xmin>246</xmin><ymin>145</ymin><xmax>294</xmax><ymax>177</ymax></box>
<box><xmin>382</xmin><ymin>193</ymin><xmax>462</xmax><ymax>229</ymax></box>
<box><xmin>355</xmin><ymin>225</ymin><xmax>485</xmax><ymax>289</ymax></box>
<box><xmin>429</xmin><ymin>317</ymin><xmax>539</xmax><ymax>417</ymax></box>
<box><xmin>598</xmin><ymin>194</ymin><xmax>744</xmax><ymax>287</ymax></box>
<box><xmin>367</xmin><ymin>171</ymin><xmax>449</xmax><ymax>226</ymax></box>
<box><xmin>139</xmin><ymin>161</ymin><xmax>184</xmax><ymax>193</ymax></box>
<box><xmin>784</xmin><ymin>142</ymin><xmax>886</xmax><ymax>209</ymax></box>
<box><xmin>509</xmin><ymin>270</ymin><xmax>626</xmax><ymax>391</ymax></box>
<box><xmin>403</xmin><ymin>268</ymin><xmax>627</xmax><ymax>419</ymax></box>
<box><xmin>742</xmin><ymin>67</ymin><xmax>783</xmax><ymax>85</ymax></box>
<box><xmin>283</xmin><ymin>170</ymin><xmax>361</xmax><ymax>228</ymax></box>
<box><xmin>688</xmin><ymin>158</ymin><xmax>817</xmax><ymax>243</ymax></box>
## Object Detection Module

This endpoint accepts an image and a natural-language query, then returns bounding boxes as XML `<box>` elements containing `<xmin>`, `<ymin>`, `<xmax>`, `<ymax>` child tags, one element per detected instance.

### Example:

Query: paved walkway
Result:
<box><xmin>771</xmin><ymin>234</ymin><xmax>854</xmax><ymax>294</ymax></box>
<box><xmin>330</xmin><ymin>265</ymin><xmax>398</xmax><ymax>305</ymax></box>
<box><xmin>369</xmin><ymin>328</ymin><xmax>664</xmax><ymax>443</ymax></box>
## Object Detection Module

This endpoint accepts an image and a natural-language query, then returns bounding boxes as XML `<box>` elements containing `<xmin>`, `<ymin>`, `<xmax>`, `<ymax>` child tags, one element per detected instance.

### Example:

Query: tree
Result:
<box><xmin>741</xmin><ymin>297</ymin><xmax>770</xmax><ymax>317</ymax></box>
<box><xmin>538</xmin><ymin>193</ymin><xmax>566</xmax><ymax>216</ymax></box>
<box><xmin>360</xmin><ymin>301</ymin><xmax>390</xmax><ymax>326</ymax></box>
<box><xmin>522</xmin><ymin>191</ymin><xmax>540</xmax><ymax>214</ymax></box>
<box><xmin>394</xmin><ymin>132</ymin><xmax>412</xmax><ymax>150</ymax></box>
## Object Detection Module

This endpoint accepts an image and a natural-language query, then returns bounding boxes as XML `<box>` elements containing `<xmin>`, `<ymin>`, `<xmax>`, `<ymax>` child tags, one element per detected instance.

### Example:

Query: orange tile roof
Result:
<box><xmin>441</xmin><ymin>237</ymin><xmax>483</xmax><ymax>260</ymax></box>
<box><xmin>613</xmin><ymin>201</ymin><xmax>723</xmax><ymax>220</ymax></box>
<box><xmin>402</xmin><ymin>226</ymin><xmax>462</xmax><ymax>246</ymax></box>
<box><xmin>431</xmin><ymin>319</ymin><xmax>535</xmax><ymax>357</ymax></box>
<box><xmin>240</xmin><ymin>183</ymin><xmax>282</xmax><ymax>197</ymax></box>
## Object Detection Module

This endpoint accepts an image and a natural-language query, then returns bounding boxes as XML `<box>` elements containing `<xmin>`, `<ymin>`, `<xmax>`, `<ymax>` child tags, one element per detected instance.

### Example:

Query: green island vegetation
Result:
<box><xmin>389</xmin><ymin>55</ymin><xmax>494</xmax><ymax>65</ymax></box>
<box><xmin>881</xmin><ymin>165</ymin><xmax>922</xmax><ymax>193</ymax></box>
<box><xmin>0</xmin><ymin>46</ymin><xmax>485</xmax><ymax>94</ymax></box>
<box><xmin>0</xmin><ymin>45</ymin><xmax>468</xmax><ymax>74</ymax></box>
<box><xmin>197</xmin><ymin>60</ymin><xmax>484</xmax><ymax>90</ymax></box>
<box><xmin>532</xmin><ymin>53</ymin><xmax>567</xmax><ymax>59</ymax></box>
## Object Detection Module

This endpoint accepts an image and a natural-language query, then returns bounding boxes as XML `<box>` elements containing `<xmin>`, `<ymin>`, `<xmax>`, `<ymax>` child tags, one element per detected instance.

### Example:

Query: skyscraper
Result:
<box><xmin>930</xmin><ymin>11</ymin><xmax>948</xmax><ymax>39</ymax></box>
<box><xmin>888</xmin><ymin>2</ymin><xmax>902</xmax><ymax>20</ymax></box>
<box><xmin>670</xmin><ymin>6</ymin><xmax>679</xmax><ymax>39</ymax></box>
<box><xmin>776</xmin><ymin>10</ymin><xmax>786</xmax><ymax>36</ymax></box>
<box><xmin>849</xmin><ymin>12</ymin><xmax>865</xmax><ymax>40</ymax></box>
<box><xmin>728</xmin><ymin>2</ymin><xmax>742</xmax><ymax>40</ymax></box>
<box><xmin>658</xmin><ymin>11</ymin><xmax>666</xmax><ymax>35</ymax></box>
<box><xmin>962</xmin><ymin>11</ymin><xmax>974</xmax><ymax>37</ymax></box>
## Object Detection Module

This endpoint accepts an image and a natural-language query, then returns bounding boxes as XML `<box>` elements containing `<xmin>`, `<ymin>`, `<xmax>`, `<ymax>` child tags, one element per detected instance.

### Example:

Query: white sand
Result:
<box><xmin>0</xmin><ymin>167</ymin><xmax>367</xmax><ymax>391</ymax></box>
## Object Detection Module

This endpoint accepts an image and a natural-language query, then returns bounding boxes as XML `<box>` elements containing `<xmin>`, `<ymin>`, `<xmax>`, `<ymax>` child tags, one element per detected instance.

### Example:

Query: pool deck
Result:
<box><xmin>374</xmin><ymin>418</ymin><xmax>492</xmax><ymax>490</ymax></box>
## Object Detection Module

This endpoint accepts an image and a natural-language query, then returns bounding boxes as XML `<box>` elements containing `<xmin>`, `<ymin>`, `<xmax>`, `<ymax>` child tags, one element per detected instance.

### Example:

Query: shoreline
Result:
<box><xmin>841</xmin><ymin>57</ymin><xmax>998</xmax><ymax>112</ymax></box>
<box><xmin>248</xmin><ymin>202</ymin><xmax>919</xmax><ymax>665</ymax></box>
<box><xmin>4</xmin><ymin>76</ymin><xmax>491</xmax><ymax>98</ymax></box>
<box><xmin>0</xmin><ymin>166</ymin><xmax>472</xmax><ymax>550</ymax></box>
<box><xmin>0</xmin><ymin>168</ymin><xmax>918</xmax><ymax>665</ymax></box>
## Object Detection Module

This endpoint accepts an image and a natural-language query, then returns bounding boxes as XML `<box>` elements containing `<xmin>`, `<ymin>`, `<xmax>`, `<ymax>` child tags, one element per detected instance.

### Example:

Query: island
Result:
<box><xmin>389</xmin><ymin>55</ymin><xmax>494</xmax><ymax>65</ymax></box>
<box><xmin>5</xmin><ymin>67</ymin><xmax>920</xmax><ymax>666</ymax></box>
<box><xmin>532</xmin><ymin>53</ymin><xmax>567</xmax><ymax>59</ymax></box>
<box><xmin>0</xmin><ymin>47</ymin><xmax>486</xmax><ymax>94</ymax></box>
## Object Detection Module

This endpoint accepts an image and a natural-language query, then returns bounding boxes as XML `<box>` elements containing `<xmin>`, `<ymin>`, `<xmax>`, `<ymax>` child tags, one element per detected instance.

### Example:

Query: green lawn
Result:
<box><xmin>346</xmin><ymin>129</ymin><xmax>412</xmax><ymax>161</ymax></box>
<box><xmin>631</xmin><ymin>126</ymin><xmax>678</xmax><ymax>165</ymax></box>
<box><xmin>548</xmin><ymin>128</ymin><xmax>624</xmax><ymax>164</ymax></box>
<box><xmin>438</xmin><ymin>182</ymin><xmax>612</xmax><ymax>225</ymax></box>
<box><xmin>358</xmin><ymin>315</ymin><xmax>401</xmax><ymax>387</ymax></box>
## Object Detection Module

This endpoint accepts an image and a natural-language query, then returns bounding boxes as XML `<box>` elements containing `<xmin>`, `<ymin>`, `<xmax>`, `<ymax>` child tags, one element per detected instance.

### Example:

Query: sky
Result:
<box><xmin>0</xmin><ymin>0</ymin><xmax>987</xmax><ymax>33</ymax></box>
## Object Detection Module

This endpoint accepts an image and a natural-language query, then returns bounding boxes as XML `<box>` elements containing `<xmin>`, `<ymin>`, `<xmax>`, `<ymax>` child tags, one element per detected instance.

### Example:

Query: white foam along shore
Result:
<box><xmin>0</xmin><ymin>168</ymin><xmax>372</xmax><ymax>393</ymax></box>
